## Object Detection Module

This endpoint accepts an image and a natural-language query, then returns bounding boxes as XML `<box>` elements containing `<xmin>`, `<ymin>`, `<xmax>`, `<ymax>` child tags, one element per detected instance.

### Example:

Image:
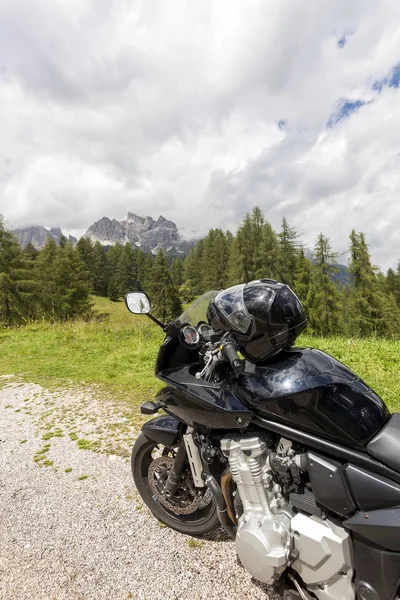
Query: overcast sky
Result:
<box><xmin>1</xmin><ymin>0</ymin><xmax>400</xmax><ymax>270</ymax></box>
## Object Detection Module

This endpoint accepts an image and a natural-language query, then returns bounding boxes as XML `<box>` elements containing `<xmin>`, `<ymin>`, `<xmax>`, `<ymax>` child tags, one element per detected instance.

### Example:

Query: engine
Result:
<box><xmin>220</xmin><ymin>435</ymin><xmax>354</xmax><ymax>600</ymax></box>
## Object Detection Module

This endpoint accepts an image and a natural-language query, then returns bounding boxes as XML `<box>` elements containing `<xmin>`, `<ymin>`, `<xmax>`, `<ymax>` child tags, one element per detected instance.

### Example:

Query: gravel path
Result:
<box><xmin>0</xmin><ymin>376</ymin><xmax>273</xmax><ymax>600</ymax></box>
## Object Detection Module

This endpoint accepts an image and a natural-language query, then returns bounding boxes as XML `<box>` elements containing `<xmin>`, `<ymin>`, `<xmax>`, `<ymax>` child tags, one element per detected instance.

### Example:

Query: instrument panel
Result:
<box><xmin>179</xmin><ymin>323</ymin><xmax>215</xmax><ymax>347</ymax></box>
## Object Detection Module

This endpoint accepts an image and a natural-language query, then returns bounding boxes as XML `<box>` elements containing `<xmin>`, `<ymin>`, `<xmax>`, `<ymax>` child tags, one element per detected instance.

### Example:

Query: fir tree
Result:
<box><xmin>347</xmin><ymin>230</ymin><xmax>398</xmax><ymax>336</ymax></box>
<box><xmin>51</xmin><ymin>244</ymin><xmax>93</xmax><ymax>319</ymax></box>
<box><xmin>227</xmin><ymin>234</ymin><xmax>248</xmax><ymax>285</ymax></box>
<box><xmin>105</xmin><ymin>244</ymin><xmax>123</xmax><ymax>295</ymax></box>
<box><xmin>148</xmin><ymin>249</ymin><xmax>182</xmax><ymax>322</ymax></box>
<box><xmin>183</xmin><ymin>240</ymin><xmax>205</xmax><ymax>299</ymax></box>
<box><xmin>170</xmin><ymin>257</ymin><xmax>184</xmax><ymax>289</ymax></box>
<box><xmin>308</xmin><ymin>234</ymin><xmax>341</xmax><ymax>336</ymax></box>
<box><xmin>293</xmin><ymin>249</ymin><xmax>314</xmax><ymax>322</ymax></box>
<box><xmin>254</xmin><ymin>221</ymin><xmax>281</xmax><ymax>280</ymax></box>
<box><xmin>116</xmin><ymin>243</ymin><xmax>137</xmax><ymax>295</ymax></box>
<box><xmin>227</xmin><ymin>214</ymin><xmax>254</xmax><ymax>285</ymax></box>
<box><xmin>92</xmin><ymin>242</ymin><xmax>108</xmax><ymax>296</ymax></box>
<box><xmin>76</xmin><ymin>237</ymin><xmax>96</xmax><ymax>290</ymax></box>
<box><xmin>107</xmin><ymin>277</ymin><xmax>119</xmax><ymax>302</ymax></box>
<box><xmin>136</xmin><ymin>249</ymin><xmax>154</xmax><ymax>292</ymax></box>
<box><xmin>201</xmin><ymin>229</ymin><xmax>231</xmax><ymax>290</ymax></box>
<box><xmin>387</xmin><ymin>264</ymin><xmax>400</xmax><ymax>307</ymax></box>
<box><xmin>23</xmin><ymin>242</ymin><xmax>38</xmax><ymax>262</ymax></box>
<box><xmin>0</xmin><ymin>219</ymin><xmax>37</xmax><ymax>325</ymax></box>
<box><xmin>277</xmin><ymin>217</ymin><xmax>301</xmax><ymax>286</ymax></box>
<box><xmin>34</xmin><ymin>238</ymin><xmax>58</xmax><ymax>318</ymax></box>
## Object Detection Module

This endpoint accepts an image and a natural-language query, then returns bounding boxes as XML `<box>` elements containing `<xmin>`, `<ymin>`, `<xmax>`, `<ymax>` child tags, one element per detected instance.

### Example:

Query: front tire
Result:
<box><xmin>131</xmin><ymin>432</ymin><xmax>220</xmax><ymax>536</ymax></box>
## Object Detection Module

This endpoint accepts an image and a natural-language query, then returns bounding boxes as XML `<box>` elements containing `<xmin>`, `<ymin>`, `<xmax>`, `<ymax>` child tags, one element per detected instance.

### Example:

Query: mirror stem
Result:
<box><xmin>146</xmin><ymin>313</ymin><xmax>165</xmax><ymax>329</ymax></box>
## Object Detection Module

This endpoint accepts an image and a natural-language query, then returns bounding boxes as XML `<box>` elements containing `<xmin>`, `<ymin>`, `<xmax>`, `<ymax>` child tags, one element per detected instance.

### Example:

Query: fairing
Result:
<box><xmin>233</xmin><ymin>347</ymin><xmax>389</xmax><ymax>447</ymax></box>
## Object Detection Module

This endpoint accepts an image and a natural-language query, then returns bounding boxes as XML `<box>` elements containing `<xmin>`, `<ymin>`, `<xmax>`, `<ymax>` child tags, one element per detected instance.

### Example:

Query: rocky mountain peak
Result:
<box><xmin>83</xmin><ymin>211</ymin><xmax>195</xmax><ymax>256</ymax></box>
<box><xmin>10</xmin><ymin>211</ymin><xmax>196</xmax><ymax>256</ymax></box>
<box><xmin>13</xmin><ymin>225</ymin><xmax>77</xmax><ymax>249</ymax></box>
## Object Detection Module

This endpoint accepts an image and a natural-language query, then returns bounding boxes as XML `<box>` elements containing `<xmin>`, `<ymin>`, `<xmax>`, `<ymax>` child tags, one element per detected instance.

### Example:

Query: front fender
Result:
<box><xmin>142</xmin><ymin>415</ymin><xmax>182</xmax><ymax>448</ymax></box>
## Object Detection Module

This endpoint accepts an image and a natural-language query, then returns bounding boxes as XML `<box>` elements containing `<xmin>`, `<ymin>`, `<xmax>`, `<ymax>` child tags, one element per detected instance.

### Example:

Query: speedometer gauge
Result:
<box><xmin>180</xmin><ymin>325</ymin><xmax>201</xmax><ymax>347</ymax></box>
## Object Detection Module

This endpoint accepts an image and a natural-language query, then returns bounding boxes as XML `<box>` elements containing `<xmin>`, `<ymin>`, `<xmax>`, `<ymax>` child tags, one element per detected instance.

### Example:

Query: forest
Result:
<box><xmin>1</xmin><ymin>207</ymin><xmax>400</xmax><ymax>338</ymax></box>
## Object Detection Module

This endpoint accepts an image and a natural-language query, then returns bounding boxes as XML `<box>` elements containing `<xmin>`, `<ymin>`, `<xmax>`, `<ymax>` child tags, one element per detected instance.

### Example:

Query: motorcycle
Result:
<box><xmin>125</xmin><ymin>283</ymin><xmax>400</xmax><ymax>600</ymax></box>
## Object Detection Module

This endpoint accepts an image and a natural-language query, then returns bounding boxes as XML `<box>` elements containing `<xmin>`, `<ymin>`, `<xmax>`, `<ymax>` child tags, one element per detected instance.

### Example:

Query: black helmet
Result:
<box><xmin>207</xmin><ymin>279</ymin><xmax>307</xmax><ymax>363</ymax></box>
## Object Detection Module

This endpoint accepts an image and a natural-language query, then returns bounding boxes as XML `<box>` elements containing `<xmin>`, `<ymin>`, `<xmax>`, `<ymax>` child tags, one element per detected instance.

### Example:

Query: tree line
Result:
<box><xmin>1</xmin><ymin>209</ymin><xmax>400</xmax><ymax>338</ymax></box>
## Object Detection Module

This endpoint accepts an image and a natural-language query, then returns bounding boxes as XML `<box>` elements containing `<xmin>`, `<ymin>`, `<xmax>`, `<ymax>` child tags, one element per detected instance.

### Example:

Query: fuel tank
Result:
<box><xmin>234</xmin><ymin>348</ymin><xmax>389</xmax><ymax>448</ymax></box>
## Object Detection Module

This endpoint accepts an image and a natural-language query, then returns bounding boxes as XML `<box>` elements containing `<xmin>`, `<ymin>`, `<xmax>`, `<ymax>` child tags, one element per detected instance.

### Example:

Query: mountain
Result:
<box><xmin>10</xmin><ymin>212</ymin><xmax>196</xmax><ymax>256</ymax></box>
<box><xmin>83</xmin><ymin>212</ymin><xmax>195</xmax><ymax>256</ymax></box>
<box><xmin>13</xmin><ymin>226</ymin><xmax>77</xmax><ymax>248</ymax></box>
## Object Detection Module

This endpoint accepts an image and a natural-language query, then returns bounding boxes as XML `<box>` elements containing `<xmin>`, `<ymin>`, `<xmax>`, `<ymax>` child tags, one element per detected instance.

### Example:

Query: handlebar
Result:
<box><xmin>221</xmin><ymin>340</ymin><xmax>245</xmax><ymax>375</ymax></box>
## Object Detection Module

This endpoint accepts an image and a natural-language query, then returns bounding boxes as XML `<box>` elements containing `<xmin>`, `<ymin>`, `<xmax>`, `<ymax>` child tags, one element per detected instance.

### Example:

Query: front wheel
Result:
<box><xmin>131</xmin><ymin>432</ymin><xmax>220</xmax><ymax>535</ymax></box>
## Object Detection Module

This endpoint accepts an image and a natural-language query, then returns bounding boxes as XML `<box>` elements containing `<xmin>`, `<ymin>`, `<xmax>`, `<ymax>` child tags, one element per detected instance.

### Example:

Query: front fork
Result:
<box><xmin>164</xmin><ymin>427</ymin><xmax>205</xmax><ymax>497</ymax></box>
<box><xmin>164</xmin><ymin>440</ymin><xmax>188</xmax><ymax>497</ymax></box>
<box><xmin>163</xmin><ymin>428</ymin><xmax>237</xmax><ymax>538</ymax></box>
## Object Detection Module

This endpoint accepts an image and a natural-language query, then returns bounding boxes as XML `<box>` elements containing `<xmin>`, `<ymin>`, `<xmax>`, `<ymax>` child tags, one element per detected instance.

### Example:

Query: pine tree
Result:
<box><xmin>171</xmin><ymin>257</ymin><xmax>184</xmax><ymax>289</ymax></box>
<box><xmin>0</xmin><ymin>219</ymin><xmax>37</xmax><ymax>325</ymax></box>
<box><xmin>347</xmin><ymin>230</ymin><xmax>398</xmax><ymax>336</ymax></box>
<box><xmin>51</xmin><ymin>244</ymin><xmax>93</xmax><ymax>319</ymax></box>
<box><xmin>35</xmin><ymin>240</ymin><xmax>93</xmax><ymax>320</ymax></box>
<box><xmin>387</xmin><ymin>264</ymin><xmax>400</xmax><ymax>307</ymax></box>
<box><xmin>227</xmin><ymin>214</ymin><xmax>254</xmax><ymax>285</ymax></box>
<box><xmin>107</xmin><ymin>277</ymin><xmax>119</xmax><ymax>302</ymax></box>
<box><xmin>250</xmin><ymin>206</ymin><xmax>264</xmax><ymax>268</ymax></box>
<box><xmin>136</xmin><ymin>249</ymin><xmax>154</xmax><ymax>292</ymax></box>
<box><xmin>254</xmin><ymin>221</ymin><xmax>281</xmax><ymax>280</ymax></box>
<box><xmin>92</xmin><ymin>242</ymin><xmax>108</xmax><ymax>296</ymax></box>
<box><xmin>35</xmin><ymin>239</ymin><xmax>58</xmax><ymax>318</ymax></box>
<box><xmin>308</xmin><ymin>234</ymin><xmax>341</xmax><ymax>336</ymax></box>
<box><xmin>116</xmin><ymin>243</ymin><xmax>137</xmax><ymax>296</ymax></box>
<box><xmin>201</xmin><ymin>229</ymin><xmax>231</xmax><ymax>290</ymax></box>
<box><xmin>227</xmin><ymin>234</ymin><xmax>248</xmax><ymax>285</ymax></box>
<box><xmin>105</xmin><ymin>244</ymin><xmax>123</xmax><ymax>296</ymax></box>
<box><xmin>277</xmin><ymin>217</ymin><xmax>301</xmax><ymax>286</ymax></box>
<box><xmin>23</xmin><ymin>242</ymin><xmax>38</xmax><ymax>262</ymax></box>
<box><xmin>183</xmin><ymin>240</ymin><xmax>205</xmax><ymax>299</ymax></box>
<box><xmin>293</xmin><ymin>249</ymin><xmax>315</xmax><ymax>325</ymax></box>
<box><xmin>76</xmin><ymin>237</ymin><xmax>96</xmax><ymax>290</ymax></box>
<box><xmin>148</xmin><ymin>249</ymin><xmax>182</xmax><ymax>322</ymax></box>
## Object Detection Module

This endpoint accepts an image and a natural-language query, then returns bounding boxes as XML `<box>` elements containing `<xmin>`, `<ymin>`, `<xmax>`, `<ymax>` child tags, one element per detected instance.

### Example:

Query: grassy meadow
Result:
<box><xmin>1</xmin><ymin>296</ymin><xmax>400</xmax><ymax>411</ymax></box>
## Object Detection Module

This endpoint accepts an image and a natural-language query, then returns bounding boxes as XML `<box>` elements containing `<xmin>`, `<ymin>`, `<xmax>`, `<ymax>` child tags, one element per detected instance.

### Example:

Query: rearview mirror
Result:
<box><xmin>125</xmin><ymin>292</ymin><xmax>152</xmax><ymax>315</ymax></box>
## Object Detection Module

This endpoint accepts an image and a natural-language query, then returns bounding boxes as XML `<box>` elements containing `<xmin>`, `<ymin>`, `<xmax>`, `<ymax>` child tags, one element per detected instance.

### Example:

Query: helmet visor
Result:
<box><xmin>214</xmin><ymin>284</ymin><xmax>252</xmax><ymax>334</ymax></box>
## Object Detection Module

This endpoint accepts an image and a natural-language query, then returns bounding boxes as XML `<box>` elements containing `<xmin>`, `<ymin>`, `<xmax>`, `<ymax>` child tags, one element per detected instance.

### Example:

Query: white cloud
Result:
<box><xmin>0</xmin><ymin>0</ymin><xmax>400</xmax><ymax>269</ymax></box>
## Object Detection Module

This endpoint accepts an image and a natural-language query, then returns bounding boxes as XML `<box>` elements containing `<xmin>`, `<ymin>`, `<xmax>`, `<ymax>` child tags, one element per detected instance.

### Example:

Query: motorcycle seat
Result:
<box><xmin>367</xmin><ymin>413</ymin><xmax>400</xmax><ymax>472</ymax></box>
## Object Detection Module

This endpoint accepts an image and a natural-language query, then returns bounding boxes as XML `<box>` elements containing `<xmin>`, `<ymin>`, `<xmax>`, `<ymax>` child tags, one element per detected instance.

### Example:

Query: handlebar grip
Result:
<box><xmin>222</xmin><ymin>341</ymin><xmax>245</xmax><ymax>375</ymax></box>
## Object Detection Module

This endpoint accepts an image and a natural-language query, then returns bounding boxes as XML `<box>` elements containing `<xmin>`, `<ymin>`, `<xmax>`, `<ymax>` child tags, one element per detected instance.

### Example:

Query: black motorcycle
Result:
<box><xmin>126</xmin><ymin>280</ymin><xmax>400</xmax><ymax>600</ymax></box>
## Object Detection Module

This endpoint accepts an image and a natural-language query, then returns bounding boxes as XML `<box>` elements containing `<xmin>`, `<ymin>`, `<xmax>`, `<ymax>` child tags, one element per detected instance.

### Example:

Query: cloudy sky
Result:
<box><xmin>1</xmin><ymin>0</ymin><xmax>400</xmax><ymax>270</ymax></box>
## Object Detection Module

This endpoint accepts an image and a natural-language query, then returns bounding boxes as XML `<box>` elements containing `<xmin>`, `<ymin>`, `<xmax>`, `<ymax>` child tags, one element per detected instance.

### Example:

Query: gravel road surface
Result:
<box><xmin>0</xmin><ymin>376</ymin><xmax>273</xmax><ymax>600</ymax></box>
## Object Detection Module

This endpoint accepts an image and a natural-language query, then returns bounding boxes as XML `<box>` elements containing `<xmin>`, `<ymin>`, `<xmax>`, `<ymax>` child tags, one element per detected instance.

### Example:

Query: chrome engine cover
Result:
<box><xmin>291</xmin><ymin>513</ymin><xmax>354</xmax><ymax>600</ymax></box>
<box><xmin>221</xmin><ymin>435</ymin><xmax>355</xmax><ymax>599</ymax></box>
<box><xmin>220</xmin><ymin>436</ymin><xmax>292</xmax><ymax>584</ymax></box>
<box><xmin>235</xmin><ymin>513</ymin><xmax>292</xmax><ymax>584</ymax></box>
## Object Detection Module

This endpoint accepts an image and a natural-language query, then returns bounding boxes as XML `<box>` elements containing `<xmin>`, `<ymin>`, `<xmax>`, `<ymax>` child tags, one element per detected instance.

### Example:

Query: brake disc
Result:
<box><xmin>148</xmin><ymin>456</ymin><xmax>212</xmax><ymax>515</ymax></box>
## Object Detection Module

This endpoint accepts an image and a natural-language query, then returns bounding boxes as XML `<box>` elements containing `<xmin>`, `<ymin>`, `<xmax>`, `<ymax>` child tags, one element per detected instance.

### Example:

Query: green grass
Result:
<box><xmin>0</xmin><ymin>296</ymin><xmax>163</xmax><ymax>403</ymax></box>
<box><xmin>187</xmin><ymin>538</ymin><xmax>203</xmax><ymax>549</ymax></box>
<box><xmin>0</xmin><ymin>296</ymin><xmax>400</xmax><ymax>411</ymax></box>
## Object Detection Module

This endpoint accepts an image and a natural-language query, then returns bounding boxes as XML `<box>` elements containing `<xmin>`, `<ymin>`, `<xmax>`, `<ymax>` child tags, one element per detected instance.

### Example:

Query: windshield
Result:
<box><xmin>178</xmin><ymin>290</ymin><xmax>219</xmax><ymax>327</ymax></box>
